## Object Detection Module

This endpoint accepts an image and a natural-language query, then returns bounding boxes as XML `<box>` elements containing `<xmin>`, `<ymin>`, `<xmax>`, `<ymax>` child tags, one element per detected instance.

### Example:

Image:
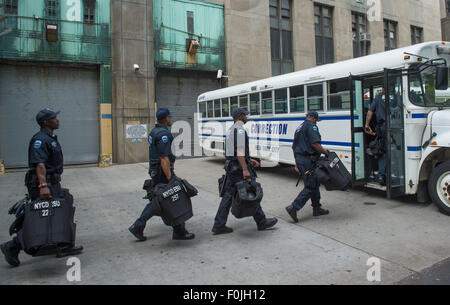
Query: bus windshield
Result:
<box><xmin>409</xmin><ymin>63</ymin><xmax>450</xmax><ymax>107</ymax></box>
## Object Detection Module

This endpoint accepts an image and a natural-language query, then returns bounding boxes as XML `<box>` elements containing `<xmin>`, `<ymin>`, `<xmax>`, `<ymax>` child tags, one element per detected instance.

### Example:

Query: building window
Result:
<box><xmin>46</xmin><ymin>0</ymin><xmax>59</xmax><ymax>19</ymax></box>
<box><xmin>352</xmin><ymin>12</ymin><xmax>370</xmax><ymax>58</ymax></box>
<box><xmin>4</xmin><ymin>0</ymin><xmax>18</xmax><ymax>15</ymax></box>
<box><xmin>411</xmin><ymin>26</ymin><xmax>423</xmax><ymax>45</ymax></box>
<box><xmin>315</xmin><ymin>4</ymin><xmax>334</xmax><ymax>65</ymax></box>
<box><xmin>384</xmin><ymin>19</ymin><xmax>397</xmax><ymax>51</ymax></box>
<box><xmin>187</xmin><ymin>11</ymin><xmax>194</xmax><ymax>34</ymax></box>
<box><xmin>270</xmin><ymin>0</ymin><xmax>293</xmax><ymax>76</ymax></box>
<box><xmin>83</xmin><ymin>0</ymin><xmax>96</xmax><ymax>24</ymax></box>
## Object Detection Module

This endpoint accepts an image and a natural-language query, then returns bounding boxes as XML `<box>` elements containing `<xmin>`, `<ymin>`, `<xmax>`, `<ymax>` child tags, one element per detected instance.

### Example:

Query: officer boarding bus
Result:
<box><xmin>197</xmin><ymin>42</ymin><xmax>450</xmax><ymax>215</ymax></box>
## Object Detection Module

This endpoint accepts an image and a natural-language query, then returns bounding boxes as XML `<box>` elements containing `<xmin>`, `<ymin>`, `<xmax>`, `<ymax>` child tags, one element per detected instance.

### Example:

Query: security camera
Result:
<box><xmin>133</xmin><ymin>64</ymin><xmax>140</xmax><ymax>72</ymax></box>
<box><xmin>217</xmin><ymin>69</ymin><xmax>223</xmax><ymax>79</ymax></box>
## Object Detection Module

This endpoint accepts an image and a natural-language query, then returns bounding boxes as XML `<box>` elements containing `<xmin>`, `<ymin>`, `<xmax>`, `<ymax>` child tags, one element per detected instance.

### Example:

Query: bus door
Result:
<box><xmin>384</xmin><ymin>69</ymin><xmax>406</xmax><ymax>198</ymax></box>
<box><xmin>349</xmin><ymin>76</ymin><xmax>367</xmax><ymax>186</ymax></box>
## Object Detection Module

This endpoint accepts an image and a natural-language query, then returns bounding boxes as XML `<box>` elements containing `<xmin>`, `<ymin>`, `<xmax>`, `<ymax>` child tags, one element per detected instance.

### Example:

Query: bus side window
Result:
<box><xmin>207</xmin><ymin>101</ymin><xmax>214</xmax><ymax>118</ymax></box>
<box><xmin>239</xmin><ymin>95</ymin><xmax>249</xmax><ymax>111</ymax></box>
<box><xmin>222</xmin><ymin>98</ymin><xmax>230</xmax><ymax>117</ymax></box>
<box><xmin>199</xmin><ymin>101</ymin><xmax>207</xmax><ymax>118</ymax></box>
<box><xmin>328</xmin><ymin>79</ymin><xmax>350</xmax><ymax>111</ymax></box>
<box><xmin>307</xmin><ymin>84</ymin><xmax>324</xmax><ymax>111</ymax></box>
<box><xmin>262</xmin><ymin>91</ymin><xmax>273</xmax><ymax>114</ymax></box>
<box><xmin>230</xmin><ymin>96</ymin><xmax>238</xmax><ymax>114</ymax></box>
<box><xmin>290</xmin><ymin>85</ymin><xmax>305</xmax><ymax>113</ymax></box>
<box><xmin>250</xmin><ymin>93</ymin><xmax>260</xmax><ymax>115</ymax></box>
<box><xmin>275</xmin><ymin>88</ymin><xmax>288</xmax><ymax>114</ymax></box>
<box><xmin>214</xmin><ymin>100</ymin><xmax>221</xmax><ymax>117</ymax></box>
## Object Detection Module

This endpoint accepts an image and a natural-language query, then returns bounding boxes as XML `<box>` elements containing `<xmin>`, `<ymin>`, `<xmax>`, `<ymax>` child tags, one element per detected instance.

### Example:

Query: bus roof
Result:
<box><xmin>198</xmin><ymin>41</ymin><xmax>449</xmax><ymax>102</ymax></box>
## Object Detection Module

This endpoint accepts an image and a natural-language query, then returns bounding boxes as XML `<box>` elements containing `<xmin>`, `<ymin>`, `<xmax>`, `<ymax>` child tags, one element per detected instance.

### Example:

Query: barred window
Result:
<box><xmin>46</xmin><ymin>0</ymin><xmax>59</xmax><ymax>19</ymax></box>
<box><xmin>84</xmin><ymin>0</ymin><xmax>96</xmax><ymax>24</ymax></box>
<box><xmin>4</xmin><ymin>0</ymin><xmax>18</xmax><ymax>15</ymax></box>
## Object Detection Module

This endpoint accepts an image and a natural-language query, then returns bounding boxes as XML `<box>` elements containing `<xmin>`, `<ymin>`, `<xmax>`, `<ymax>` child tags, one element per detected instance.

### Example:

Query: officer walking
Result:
<box><xmin>285</xmin><ymin>111</ymin><xmax>330</xmax><ymax>223</ymax></box>
<box><xmin>212</xmin><ymin>108</ymin><xmax>278</xmax><ymax>235</ymax></box>
<box><xmin>365</xmin><ymin>89</ymin><xmax>387</xmax><ymax>186</ymax></box>
<box><xmin>129</xmin><ymin>107</ymin><xmax>195</xmax><ymax>241</ymax></box>
<box><xmin>1</xmin><ymin>109</ymin><xmax>83</xmax><ymax>267</ymax></box>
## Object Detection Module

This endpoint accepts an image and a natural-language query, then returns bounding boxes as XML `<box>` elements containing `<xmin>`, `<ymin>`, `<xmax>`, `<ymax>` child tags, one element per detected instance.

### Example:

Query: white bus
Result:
<box><xmin>197</xmin><ymin>42</ymin><xmax>450</xmax><ymax>215</ymax></box>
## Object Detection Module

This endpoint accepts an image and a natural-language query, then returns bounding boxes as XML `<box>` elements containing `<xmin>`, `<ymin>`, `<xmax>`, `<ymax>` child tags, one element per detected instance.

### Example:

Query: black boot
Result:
<box><xmin>285</xmin><ymin>205</ymin><xmax>299</xmax><ymax>223</ymax></box>
<box><xmin>173</xmin><ymin>230</ymin><xmax>195</xmax><ymax>240</ymax></box>
<box><xmin>313</xmin><ymin>207</ymin><xmax>330</xmax><ymax>217</ymax></box>
<box><xmin>1</xmin><ymin>241</ymin><xmax>20</xmax><ymax>267</ymax></box>
<box><xmin>129</xmin><ymin>224</ymin><xmax>147</xmax><ymax>242</ymax></box>
<box><xmin>56</xmin><ymin>245</ymin><xmax>84</xmax><ymax>258</ymax></box>
<box><xmin>257</xmin><ymin>218</ymin><xmax>278</xmax><ymax>231</ymax></box>
<box><xmin>212</xmin><ymin>226</ymin><xmax>233</xmax><ymax>235</ymax></box>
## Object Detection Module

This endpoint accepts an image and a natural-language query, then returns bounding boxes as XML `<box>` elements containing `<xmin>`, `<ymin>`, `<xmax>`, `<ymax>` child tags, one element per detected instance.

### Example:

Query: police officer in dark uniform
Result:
<box><xmin>285</xmin><ymin>111</ymin><xmax>330</xmax><ymax>223</ymax></box>
<box><xmin>365</xmin><ymin>89</ymin><xmax>387</xmax><ymax>186</ymax></box>
<box><xmin>1</xmin><ymin>109</ymin><xmax>83</xmax><ymax>267</ymax></box>
<box><xmin>129</xmin><ymin>107</ymin><xmax>195</xmax><ymax>241</ymax></box>
<box><xmin>212</xmin><ymin>108</ymin><xmax>278</xmax><ymax>235</ymax></box>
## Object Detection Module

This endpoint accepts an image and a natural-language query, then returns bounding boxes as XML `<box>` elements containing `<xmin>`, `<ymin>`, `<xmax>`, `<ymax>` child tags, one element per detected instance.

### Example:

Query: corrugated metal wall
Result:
<box><xmin>0</xmin><ymin>64</ymin><xmax>100</xmax><ymax>167</ymax></box>
<box><xmin>156</xmin><ymin>69</ymin><xmax>219</xmax><ymax>156</ymax></box>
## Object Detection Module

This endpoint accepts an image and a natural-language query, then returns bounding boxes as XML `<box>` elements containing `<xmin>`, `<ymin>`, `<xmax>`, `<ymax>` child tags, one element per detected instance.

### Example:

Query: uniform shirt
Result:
<box><xmin>148</xmin><ymin>124</ymin><xmax>176</xmax><ymax>168</ymax></box>
<box><xmin>370</xmin><ymin>94</ymin><xmax>386</xmax><ymax>124</ymax></box>
<box><xmin>292</xmin><ymin>119</ymin><xmax>322</xmax><ymax>156</ymax></box>
<box><xmin>28</xmin><ymin>128</ymin><xmax>63</xmax><ymax>175</ymax></box>
<box><xmin>225</xmin><ymin>121</ymin><xmax>250</xmax><ymax>163</ymax></box>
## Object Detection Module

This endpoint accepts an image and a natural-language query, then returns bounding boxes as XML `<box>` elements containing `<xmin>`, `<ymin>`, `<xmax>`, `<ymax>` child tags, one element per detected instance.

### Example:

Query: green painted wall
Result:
<box><xmin>0</xmin><ymin>0</ymin><xmax>111</xmax><ymax>64</ymax></box>
<box><xmin>153</xmin><ymin>0</ymin><xmax>225</xmax><ymax>71</ymax></box>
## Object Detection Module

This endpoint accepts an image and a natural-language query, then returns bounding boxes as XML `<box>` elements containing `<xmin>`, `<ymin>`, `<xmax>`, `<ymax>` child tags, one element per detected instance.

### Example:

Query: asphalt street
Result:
<box><xmin>1</xmin><ymin>157</ymin><xmax>449</xmax><ymax>285</ymax></box>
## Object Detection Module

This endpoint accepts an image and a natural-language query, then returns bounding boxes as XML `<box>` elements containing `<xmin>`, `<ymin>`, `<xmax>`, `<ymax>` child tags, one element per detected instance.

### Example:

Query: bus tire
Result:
<box><xmin>428</xmin><ymin>160</ymin><xmax>450</xmax><ymax>216</ymax></box>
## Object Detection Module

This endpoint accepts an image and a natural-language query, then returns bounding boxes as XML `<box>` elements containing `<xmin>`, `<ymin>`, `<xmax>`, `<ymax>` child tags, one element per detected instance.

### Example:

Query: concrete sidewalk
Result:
<box><xmin>0</xmin><ymin>157</ymin><xmax>449</xmax><ymax>284</ymax></box>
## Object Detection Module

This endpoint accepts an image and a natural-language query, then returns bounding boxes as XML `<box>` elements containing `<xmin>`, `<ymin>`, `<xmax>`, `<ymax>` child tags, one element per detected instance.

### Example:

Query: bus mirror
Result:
<box><xmin>435</xmin><ymin>67</ymin><xmax>449</xmax><ymax>90</ymax></box>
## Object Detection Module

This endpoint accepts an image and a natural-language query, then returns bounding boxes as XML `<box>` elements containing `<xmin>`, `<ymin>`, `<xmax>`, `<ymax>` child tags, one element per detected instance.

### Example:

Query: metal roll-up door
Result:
<box><xmin>156</xmin><ymin>69</ymin><xmax>219</xmax><ymax>157</ymax></box>
<box><xmin>0</xmin><ymin>64</ymin><xmax>100</xmax><ymax>168</ymax></box>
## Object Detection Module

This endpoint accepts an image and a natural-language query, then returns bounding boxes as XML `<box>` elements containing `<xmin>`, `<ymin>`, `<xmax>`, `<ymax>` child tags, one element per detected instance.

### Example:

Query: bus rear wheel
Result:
<box><xmin>428</xmin><ymin>161</ymin><xmax>450</xmax><ymax>216</ymax></box>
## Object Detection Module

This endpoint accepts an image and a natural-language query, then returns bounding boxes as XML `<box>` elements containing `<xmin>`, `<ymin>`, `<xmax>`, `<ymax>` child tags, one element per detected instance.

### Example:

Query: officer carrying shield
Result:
<box><xmin>1</xmin><ymin>109</ymin><xmax>83</xmax><ymax>267</ymax></box>
<box><xmin>129</xmin><ymin>107</ymin><xmax>195</xmax><ymax>241</ymax></box>
<box><xmin>212</xmin><ymin>108</ymin><xmax>278</xmax><ymax>235</ymax></box>
<box><xmin>365</xmin><ymin>89</ymin><xmax>387</xmax><ymax>186</ymax></box>
<box><xmin>285</xmin><ymin>111</ymin><xmax>330</xmax><ymax>223</ymax></box>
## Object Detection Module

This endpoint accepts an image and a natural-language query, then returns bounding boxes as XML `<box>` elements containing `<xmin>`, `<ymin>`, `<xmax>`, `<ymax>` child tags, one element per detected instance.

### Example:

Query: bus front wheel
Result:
<box><xmin>428</xmin><ymin>160</ymin><xmax>450</xmax><ymax>216</ymax></box>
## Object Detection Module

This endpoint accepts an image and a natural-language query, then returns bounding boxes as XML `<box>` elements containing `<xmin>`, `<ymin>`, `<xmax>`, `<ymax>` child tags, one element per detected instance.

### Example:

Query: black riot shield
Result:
<box><xmin>231</xmin><ymin>179</ymin><xmax>263</xmax><ymax>219</ymax></box>
<box><xmin>152</xmin><ymin>178</ymin><xmax>194</xmax><ymax>227</ymax></box>
<box><xmin>21</xmin><ymin>189</ymin><xmax>76</xmax><ymax>255</ymax></box>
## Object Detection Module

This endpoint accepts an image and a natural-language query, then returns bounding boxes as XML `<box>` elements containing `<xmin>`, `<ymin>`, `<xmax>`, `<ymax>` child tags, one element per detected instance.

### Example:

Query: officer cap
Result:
<box><xmin>36</xmin><ymin>108</ymin><xmax>60</xmax><ymax>125</ymax></box>
<box><xmin>156</xmin><ymin>107</ymin><xmax>173</xmax><ymax>120</ymax></box>
<box><xmin>232</xmin><ymin>108</ymin><xmax>249</xmax><ymax>119</ymax></box>
<box><xmin>307</xmin><ymin>110</ymin><xmax>321</xmax><ymax>121</ymax></box>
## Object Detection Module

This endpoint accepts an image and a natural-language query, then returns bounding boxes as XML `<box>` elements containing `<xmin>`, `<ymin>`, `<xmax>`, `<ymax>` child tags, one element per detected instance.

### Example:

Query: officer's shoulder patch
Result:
<box><xmin>161</xmin><ymin>135</ymin><xmax>169</xmax><ymax>143</ymax></box>
<box><xmin>148</xmin><ymin>135</ymin><xmax>153</xmax><ymax>144</ymax></box>
<box><xmin>33</xmin><ymin>140</ymin><xmax>42</xmax><ymax>149</ymax></box>
<box><xmin>312</xmin><ymin>126</ymin><xmax>318</xmax><ymax>132</ymax></box>
<box><xmin>238</xmin><ymin>129</ymin><xmax>245</xmax><ymax>135</ymax></box>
